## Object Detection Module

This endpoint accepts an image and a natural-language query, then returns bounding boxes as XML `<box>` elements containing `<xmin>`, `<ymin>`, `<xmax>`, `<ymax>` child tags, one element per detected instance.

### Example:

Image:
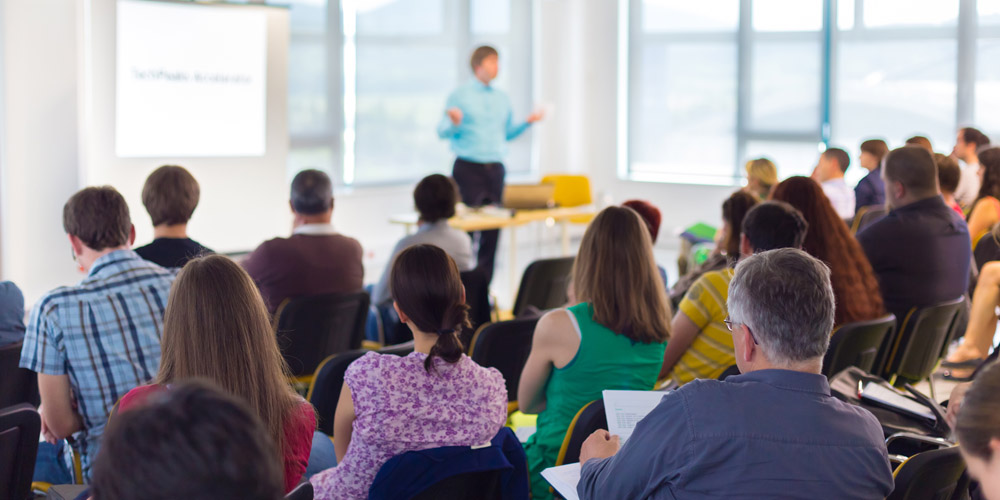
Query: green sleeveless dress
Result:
<box><xmin>523</xmin><ymin>302</ymin><xmax>666</xmax><ymax>499</ymax></box>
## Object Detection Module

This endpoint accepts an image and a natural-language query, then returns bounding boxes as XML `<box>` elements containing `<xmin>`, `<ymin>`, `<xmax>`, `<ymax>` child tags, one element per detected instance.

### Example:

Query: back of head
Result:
<box><xmin>963</xmin><ymin>127</ymin><xmax>992</xmax><ymax>151</ymax></box>
<box><xmin>621</xmin><ymin>199</ymin><xmax>662</xmax><ymax>244</ymax></box>
<box><xmin>156</xmin><ymin>254</ymin><xmax>298</xmax><ymax>455</ymax></box>
<box><xmin>573</xmin><ymin>206</ymin><xmax>671</xmax><ymax>343</ymax></box>
<box><xmin>935</xmin><ymin>153</ymin><xmax>961</xmax><ymax>195</ymax></box>
<box><xmin>771</xmin><ymin>176</ymin><xmax>845</xmax><ymax>258</ymax></box>
<box><xmin>414</xmin><ymin>174</ymin><xmax>459</xmax><ymax>223</ymax></box>
<box><xmin>740</xmin><ymin>201</ymin><xmax>808</xmax><ymax>252</ymax></box>
<box><xmin>977</xmin><ymin>148</ymin><xmax>1000</xmax><ymax>202</ymax></box>
<box><xmin>290</xmin><ymin>169</ymin><xmax>334</xmax><ymax>215</ymax></box>
<box><xmin>63</xmin><ymin>186</ymin><xmax>132</xmax><ymax>251</ymax></box>
<box><xmin>905</xmin><ymin>136</ymin><xmax>934</xmax><ymax>152</ymax></box>
<box><xmin>390</xmin><ymin>244</ymin><xmax>469</xmax><ymax>372</ymax></box>
<box><xmin>956</xmin><ymin>362</ymin><xmax>1000</xmax><ymax>461</ymax></box>
<box><xmin>745</xmin><ymin>158</ymin><xmax>778</xmax><ymax>188</ymax></box>
<box><xmin>722</xmin><ymin>191</ymin><xmax>759</xmax><ymax>256</ymax></box>
<box><xmin>860</xmin><ymin>139</ymin><xmax>890</xmax><ymax>163</ymax></box>
<box><xmin>470</xmin><ymin>45</ymin><xmax>498</xmax><ymax>70</ymax></box>
<box><xmin>823</xmin><ymin>148</ymin><xmax>851</xmax><ymax>173</ymax></box>
<box><xmin>728</xmin><ymin>248</ymin><xmax>835</xmax><ymax>366</ymax></box>
<box><xmin>884</xmin><ymin>146</ymin><xmax>938</xmax><ymax>199</ymax></box>
<box><xmin>90</xmin><ymin>381</ymin><xmax>284</xmax><ymax>500</ymax></box>
<box><xmin>142</xmin><ymin>165</ymin><xmax>200</xmax><ymax>227</ymax></box>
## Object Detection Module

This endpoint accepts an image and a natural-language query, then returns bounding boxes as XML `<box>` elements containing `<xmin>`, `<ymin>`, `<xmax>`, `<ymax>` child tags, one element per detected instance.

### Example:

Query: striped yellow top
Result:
<box><xmin>670</xmin><ymin>269</ymin><xmax>735</xmax><ymax>386</ymax></box>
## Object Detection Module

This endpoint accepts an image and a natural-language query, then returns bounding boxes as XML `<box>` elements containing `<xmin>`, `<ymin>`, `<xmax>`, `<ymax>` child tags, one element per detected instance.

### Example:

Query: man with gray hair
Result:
<box><xmin>577</xmin><ymin>249</ymin><xmax>894</xmax><ymax>499</ymax></box>
<box><xmin>243</xmin><ymin>169</ymin><xmax>364</xmax><ymax>313</ymax></box>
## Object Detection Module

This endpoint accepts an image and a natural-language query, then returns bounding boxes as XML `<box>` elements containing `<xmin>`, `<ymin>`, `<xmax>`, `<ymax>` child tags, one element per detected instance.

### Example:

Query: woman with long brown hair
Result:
<box><xmin>518</xmin><ymin>206</ymin><xmax>672</xmax><ymax>500</ymax></box>
<box><xmin>966</xmin><ymin>147</ymin><xmax>1000</xmax><ymax>243</ymax></box>
<box><xmin>117</xmin><ymin>255</ymin><xmax>315</xmax><ymax>493</ymax></box>
<box><xmin>771</xmin><ymin>176</ymin><xmax>885</xmax><ymax>325</ymax></box>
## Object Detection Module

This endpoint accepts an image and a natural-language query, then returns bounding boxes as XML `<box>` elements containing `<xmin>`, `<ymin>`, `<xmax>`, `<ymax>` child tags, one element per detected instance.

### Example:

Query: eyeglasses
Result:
<box><xmin>723</xmin><ymin>317</ymin><xmax>759</xmax><ymax>345</ymax></box>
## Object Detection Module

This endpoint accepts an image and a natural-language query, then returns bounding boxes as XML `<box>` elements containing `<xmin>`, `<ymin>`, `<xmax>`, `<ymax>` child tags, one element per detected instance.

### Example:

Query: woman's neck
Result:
<box><xmin>411</xmin><ymin>328</ymin><xmax>437</xmax><ymax>354</ymax></box>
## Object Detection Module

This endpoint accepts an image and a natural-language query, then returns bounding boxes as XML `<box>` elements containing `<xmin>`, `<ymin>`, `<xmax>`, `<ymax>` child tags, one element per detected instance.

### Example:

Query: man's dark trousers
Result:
<box><xmin>452</xmin><ymin>158</ymin><xmax>505</xmax><ymax>284</ymax></box>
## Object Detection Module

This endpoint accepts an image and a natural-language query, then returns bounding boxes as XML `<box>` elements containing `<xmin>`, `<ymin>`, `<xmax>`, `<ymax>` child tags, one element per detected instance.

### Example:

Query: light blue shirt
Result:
<box><xmin>437</xmin><ymin>79</ymin><xmax>531</xmax><ymax>163</ymax></box>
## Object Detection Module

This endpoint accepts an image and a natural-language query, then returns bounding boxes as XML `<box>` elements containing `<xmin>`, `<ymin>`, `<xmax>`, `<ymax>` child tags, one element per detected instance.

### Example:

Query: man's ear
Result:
<box><xmin>68</xmin><ymin>234</ymin><xmax>84</xmax><ymax>256</ymax></box>
<box><xmin>128</xmin><ymin>224</ymin><xmax>136</xmax><ymax>247</ymax></box>
<box><xmin>741</xmin><ymin>326</ymin><xmax>756</xmax><ymax>363</ymax></box>
<box><xmin>740</xmin><ymin>233</ymin><xmax>752</xmax><ymax>256</ymax></box>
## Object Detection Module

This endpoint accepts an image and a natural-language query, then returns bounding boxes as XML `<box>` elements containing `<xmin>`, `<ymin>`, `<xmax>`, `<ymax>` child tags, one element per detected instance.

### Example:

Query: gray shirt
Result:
<box><xmin>0</xmin><ymin>281</ymin><xmax>25</xmax><ymax>347</ymax></box>
<box><xmin>578</xmin><ymin>369</ymin><xmax>894</xmax><ymax>500</ymax></box>
<box><xmin>372</xmin><ymin>220</ymin><xmax>474</xmax><ymax>305</ymax></box>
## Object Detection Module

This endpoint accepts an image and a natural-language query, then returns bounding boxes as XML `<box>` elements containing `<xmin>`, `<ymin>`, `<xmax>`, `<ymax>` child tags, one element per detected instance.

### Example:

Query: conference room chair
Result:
<box><xmin>888</xmin><ymin>445</ymin><xmax>968</xmax><ymax>500</ymax></box>
<box><xmin>468</xmin><ymin>318</ymin><xmax>539</xmax><ymax>415</ymax></box>
<box><xmin>553</xmin><ymin>400</ymin><xmax>607</xmax><ymax>468</ymax></box>
<box><xmin>849</xmin><ymin>205</ymin><xmax>887</xmax><ymax>235</ymax></box>
<box><xmin>1</xmin><ymin>403</ymin><xmax>40</xmax><ymax>500</ymax></box>
<box><xmin>878</xmin><ymin>297</ymin><xmax>964</xmax><ymax>399</ymax></box>
<box><xmin>285</xmin><ymin>482</ymin><xmax>313</xmax><ymax>500</ymax></box>
<box><xmin>0</xmin><ymin>342</ymin><xmax>39</xmax><ymax>409</ymax></box>
<box><xmin>273</xmin><ymin>291</ymin><xmax>370</xmax><ymax>385</ymax></box>
<box><xmin>511</xmin><ymin>257</ymin><xmax>574</xmax><ymax>318</ymax></box>
<box><xmin>822</xmin><ymin>314</ymin><xmax>896</xmax><ymax>378</ymax></box>
<box><xmin>973</xmin><ymin>226</ymin><xmax>1000</xmax><ymax>270</ymax></box>
<box><xmin>540</xmin><ymin>174</ymin><xmax>595</xmax><ymax>224</ymax></box>
<box><xmin>306</xmin><ymin>341</ymin><xmax>414</xmax><ymax>436</ymax></box>
<box><xmin>368</xmin><ymin>427</ymin><xmax>527</xmax><ymax>500</ymax></box>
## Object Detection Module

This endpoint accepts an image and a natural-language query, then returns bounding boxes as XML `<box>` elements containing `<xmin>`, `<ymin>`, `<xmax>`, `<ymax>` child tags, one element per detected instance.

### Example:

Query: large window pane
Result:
<box><xmin>288</xmin><ymin>0</ymin><xmax>326</xmax><ymax>34</ymax></box>
<box><xmin>642</xmin><ymin>0</ymin><xmax>739</xmax><ymax>33</ymax></box>
<box><xmin>975</xmin><ymin>39</ymin><xmax>1000</xmax><ymax>137</ymax></box>
<box><xmin>744</xmin><ymin>141</ymin><xmax>823</xmax><ymax>180</ymax></box>
<box><xmin>863</xmin><ymin>0</ymin><xmax>959</xmax><ymax>28</ymax></box>
<box><xmin>838</xmin><ymin>0</ymin><xmax>855</xmax><ymax>31</ymax></box>
<box><xmin>472</xmin><ymin>0</ymin><xmax>510</xmax><ymax>35</ymax></box>
<box><xmin>752</xmin><ymin>0</ymin><xmax>823</xmax><ymax>32</ymax></box>
<box><xmin>288</xmin><ymin>39</ymin><xmax>329</xmax><ymax>134</ymax></box>
<box><xmin>357</xmin><ymin>0</ymin><xmax>446</xmax><ymax>36</ymax></box>
<box><xmin>749</xmin><ymin>41</ymin><xmax>821</xmax><ymax>131</ymax></box>
<box><xmin>981</xmin><ymin>0</ymin><xmax>1000</xmax><ymax>25</ymax></box>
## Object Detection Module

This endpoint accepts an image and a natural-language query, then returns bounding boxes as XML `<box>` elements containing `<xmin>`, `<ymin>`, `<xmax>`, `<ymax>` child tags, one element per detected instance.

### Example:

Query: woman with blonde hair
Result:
<box><xmin>745</xmin><ymin>157</ymin><xmax>778</xmax><ymax>201</ymax></box>
<box><xmin>118</xmin><ymin>255</ymin><xmax>315</xmax><ymax>493</ymax></box>
<box><xmin>519</xmin><ymin>206</ymin><xmax>672</xmax><ymax>499</ymax></box>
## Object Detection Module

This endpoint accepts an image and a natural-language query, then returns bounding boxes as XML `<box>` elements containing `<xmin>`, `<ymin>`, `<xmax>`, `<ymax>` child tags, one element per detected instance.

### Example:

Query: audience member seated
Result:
<box><xmin>954</xmin><ymin>362</ymin><xmax>1000</xmax><ymax>500</ymax></box>
<box><xmin>810</xmin><ymin>147</ymin><xmax>855</xmax><ymax>219</ymax></box>
<box><xmin>906</xmin><ymin>135</ymin><xmax>934</xmax><ymax>152</ymax></box>
<box><xmin>621</xmin><ymin>199</ymin><xmax>669</xmax><ymax>288</ymax></box>
<box><xmin>243</xmin><ymin>169</ymin><xmax>364</xmax><ymax>314</ymax></box>
<box><xmin>660</xmin><ymin>201</ymin><xmax>807</xmax><ymax>385</ymax></box>
<box><xmin>937</xmin><ymin>153</ymin><xmax>965</xmax><ymax>216</ymax></box>
<box><xmin>133</xmin><ymin>165</ymin><xmax>213</xmax><ymax>268</ymax></box>
<box><xmin>518</xmin><ymin>206</ymin><xmax>671</xmax><ymax>500</ymax></box>
<box><xmin>953</xmin><ymin>127</ymin><xmax>991</xmax><ymax>209</ymax></box>
<box><xmin>855</xmin><ymin>139</ymin><xmax>889</xmax><ymax>212</ymax></box>
<box><xmin>0</xmin><ymin>280</ymin><xmax>25</xmax><ymax>347</ymax></box>
<box><xmin>772</xmin><ymin>176</ymin><xmax>886</xmax><ymax>326</ymax></box>
<box><xmin>744</xmin><ymin>157</ymin><xmax>777</xmax><ymax>201</ymax></box>
<box><xmin>118</xmin><ymin>255</ymin><xmax>315</xmax><ymax>493</ymax></box>
<box><xmin>944</xmin><ymin>260</ymin><xmax>1000</xmax><ymax>373</ymax></box>
<box><xmin>371</xmin><ymin>174</ymin><xmax>473</xmax><ymax>307</ymax></box>
<box><xmin>577</xmin><ymin>249</ymin><xmax>894</xmax><ymax>499</ymax></box>
<box><xmin>669</xmin><ymin>191</ymin><xmax>757</xmax><ymax>309</ymax></box>
<box><xmin>310</xmin><ymin>244</ymin><xmax>506</xmax><ymax>500</ymax></box>
<box><xmin>90</xmin><ymin>381</ymin><xmax>285</xmax><ymax>500</ymax></box>
<box><xmin>20</xmin><ymin>186</ymin><xmax>174</xmax><ymax>482</ymax></box>
<box><xmin>967</xmin><ymin>148</ymin><xmax>1000</xmax><ymax>243</ymax></box>
<box><xmin>857</xmin><ymin>147</ymin><xmax>971</xmax><ymax>327</ymax></box>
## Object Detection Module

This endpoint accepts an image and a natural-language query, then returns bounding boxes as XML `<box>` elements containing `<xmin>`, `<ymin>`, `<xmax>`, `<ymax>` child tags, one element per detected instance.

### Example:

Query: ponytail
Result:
<box><xmin>424</xmin><ymin>302</ymin><xmax>470</xmax><ymax>373</ymax></box>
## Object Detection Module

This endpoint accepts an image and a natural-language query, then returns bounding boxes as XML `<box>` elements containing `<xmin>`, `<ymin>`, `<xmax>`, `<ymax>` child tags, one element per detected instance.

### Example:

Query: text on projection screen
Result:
<box><xmin>116</xmin><ymin>0</ymin><xmax>267</xmax><ymax>157</ymax></box>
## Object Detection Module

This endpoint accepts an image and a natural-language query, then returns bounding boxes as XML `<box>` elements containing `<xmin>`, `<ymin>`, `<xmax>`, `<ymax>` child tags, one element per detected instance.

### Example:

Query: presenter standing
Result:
<box><xmin>438</xmin><ymin>45</ymin><xmax>543</xmax><ymax>283</ymax></box>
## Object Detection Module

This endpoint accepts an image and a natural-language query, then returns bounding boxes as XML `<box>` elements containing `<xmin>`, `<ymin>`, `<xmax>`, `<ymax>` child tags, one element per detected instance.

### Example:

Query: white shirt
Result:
<box><xmin>955</xmin><ymin>160</ymin><xmax>981</xmax><ymax>209</ymax></box>
<box><xmin>821</xmin><ymin>178</ymin><xmax>856</xmax><ymax>219</ymax></box>
<box><xmin>292</xmin><ymin>223</ymin><xmax>338</xmax><ymax>236</ymax></box>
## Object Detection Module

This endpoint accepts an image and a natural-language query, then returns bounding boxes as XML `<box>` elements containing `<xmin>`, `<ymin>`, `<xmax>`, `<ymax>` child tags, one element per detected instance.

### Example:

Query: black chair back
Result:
<box><xmin>469</xmin><ymin>319</ymin><xmax>539</xmax><ymax>404</ymax></box>
<box><xmin>555</xmin><ymin>399</ymin><xmax>607</xmax><ymax>466</ymax></box>
<box><xmin>411</xmin><ymin>470</ymin><xmax>504</xmax><ymax>500</ymax></box>
<box><xmin>880</xmin><ymin>298</ymin><xmax>964</xmax><ymax>384</ymax></box>
<box><xmin>717</xmin><ymin>364</ymin><xmax>741</xmax><ymax>380</ymax></box>
<box><xmin>285</xmin><ymin>482</ymin><xmax>313</xmax><ymax>500</ymax></box>
<box><xmin>0</xmin><ymin>403</ymin><xmax>41</xmax><ymax>500</ymax></box>
<box><xmin>887</xmin><ymin>446</ymin><xmax>966</xmax><ymax>500</ymax></box>
<box><xmin>0</xmin><ymin>342</ymin><xmax>39</xmax><ymax>409</ymax></box>
<box><xmin>275</xmin><ymin>291</ymin><xmax>370</xmax><ymax>378</ymax></box>
<box><xmin>823</xmin><ymin>314</ymin><xmax>896</xmax><ymax>378</ymax></box>
<box><xmin>974</xmin><ymin>227</ymin><xmax>1000</xmax><ymax>271</ymax></box>
<box><xmin>511</xmin><ymin>257</ymin><xmax>574</xmax><ymax>317</ymax></box>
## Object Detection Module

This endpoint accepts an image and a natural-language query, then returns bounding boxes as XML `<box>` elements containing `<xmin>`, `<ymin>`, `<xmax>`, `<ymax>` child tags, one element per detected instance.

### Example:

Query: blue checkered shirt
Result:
<box><xmin>20</xmin><ymin>250</ymin><xmax>174</xmax><ymax>480</ymax></box>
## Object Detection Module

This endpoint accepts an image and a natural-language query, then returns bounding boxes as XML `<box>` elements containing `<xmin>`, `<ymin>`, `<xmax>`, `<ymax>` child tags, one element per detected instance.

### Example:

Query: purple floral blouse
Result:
<box><xmin>310</xmin><ymin>351</ymin><xmax>508</xmax><ymax>500</ymax></box>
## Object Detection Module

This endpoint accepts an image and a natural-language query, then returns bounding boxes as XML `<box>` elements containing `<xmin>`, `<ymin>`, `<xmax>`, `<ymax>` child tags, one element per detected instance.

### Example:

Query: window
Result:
<box><xmin>287</xmin><ymin>0</ymin><xmax>534</xmax><ymax>186</ymax></box>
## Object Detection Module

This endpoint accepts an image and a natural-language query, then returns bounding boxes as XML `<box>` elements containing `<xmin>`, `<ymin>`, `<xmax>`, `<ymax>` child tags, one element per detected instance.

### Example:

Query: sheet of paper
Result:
<box><xmin>603</xmin><ymin>390</ymin><xmax>668</xmax><ymax>443</ymax></box>
<box><xmin>515</xmin><ymin>425</ymin><xmax>536</xmax><ymax>443</ymax></box>
<box><xmin>541</xmin><ymin>462</ymin><xmax>581</xmax><ymax>500</ymax></box>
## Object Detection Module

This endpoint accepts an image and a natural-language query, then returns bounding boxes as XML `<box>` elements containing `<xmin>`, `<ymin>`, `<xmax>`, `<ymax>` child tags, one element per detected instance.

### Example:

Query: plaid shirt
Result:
<box><xmin>20</xmin><ymin>249</ymin><xmax>174</xmax><ymax>479</ymax></box>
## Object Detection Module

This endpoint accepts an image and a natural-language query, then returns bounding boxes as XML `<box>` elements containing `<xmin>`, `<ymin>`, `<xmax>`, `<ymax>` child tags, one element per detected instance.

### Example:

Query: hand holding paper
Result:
<box><xmin>580</xmin><ymin>429</ymin><xmax>620</xmax><ymax>464</ymax></box>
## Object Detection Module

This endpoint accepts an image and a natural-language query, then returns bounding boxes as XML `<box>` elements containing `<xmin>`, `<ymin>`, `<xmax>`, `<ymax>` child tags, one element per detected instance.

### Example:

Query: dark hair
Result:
<box><xmin>621</xmin><ymin>200</ymin><xmax>661</xmax><ymax>243</ymax></box>
<box><xmin>290</xmin><ymin>169</ymin><xmax>333</xmax><ymax>215</ymax></box>
<box><xmin>884</xmin><ymin>146</ymin><xmax>938</xmax><ymax>197</ymax></box>
<box><xmin>63</xmin><ymin>186</ymin><xmax>132</xmax><ymax>251</ymax></box>
<box><xmin>470</xmin><ymin>45</ymin><xmax>498</xmax><ymax>71</ymax></box>
<box><xmin>142</xmin><ymin>165</ymin><xmax>200</xmax><ymax>226</ymax></box>
<box><xmin>860</xmin><ymin>139</ymin><xmax>889</xmax><ymax>163</ymax></box>
<box><xmin>905</xmin><ymin>136</ymin><xmax>933</xmax><ymax>152</ymax></box>
<box><xmin>962</xmin><ymin>127</ymin><xmax>991</xmax><ymax>150</ymax></box>
<box><xmin>823</xmin><ymin>147</ymin><xmax>851</xmax><ymax>173</ymax></box>
<box><xmin>414</xmin><ymin>174</ymin><xmax>459</xmax><ymax>223</ymax></box>
<box><xmin>956</xmin><ymin>361</ymin><xmax>1000</xmax><ymax>460</ymax></box>
<box><xmin>740</xmin><ymin>201</ymin><xmax>808</xmax><ymax>252</ymax></box>
<box><xmin>975</xmin><ymin>148</ymin><xmax>1000</xmax><ymax>205</ymax></box>
<box><xmin>771</xmin><ymin>177</ymin><xmax>886</xmax><ymax>325</ymax></box>
<box><xmin>90</xmin><ymin>381</ymin><xmax>284</xmax><ymax>500</ymax></box>
<box><xmin>390</xmin><ymin>245</ymin><xmax>469</xmax><ymax>372</ymax></box>
<box><xmin>721</xmin><ymin>191</ymin><xmax>759</xmax><ymax>258</ymax></box>
<box><xmin>935</xmin><ymin>153</ymin><xmax>961</xmax><ymax>194</ymax></box>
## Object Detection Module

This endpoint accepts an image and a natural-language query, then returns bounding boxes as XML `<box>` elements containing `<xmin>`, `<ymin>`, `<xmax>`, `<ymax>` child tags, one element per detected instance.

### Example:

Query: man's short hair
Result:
<box><xmin>728</xmin><ymin>248</ymin><xmax>835</xmax><ymax>365</ymax></box>
<box><xmin>822</xmin><ymin>147</ymin><xmax>851</xmax><ymax>173</ymax></box>
<box><xmin>470</xmin><ymin>45</ymin><xmax>498</xmax><ymax>71</ymax></box>
<box><xmin>142</xmin><ymin>165</ymin><xmax>200</xmax><ymax>226</ymax></box>
<box><xmin>905</xmin><ymin>136</ymin><xmax>933</xmax><ymax>152</ymax></box>
<box><xmin>884</xmin><ymin>146</ymin><xmax>938</xmax><ymax>197</ymax></box>
<box><xmin>290</xmin><ymin>169</ymin><xmax>333</xmax><ymax>215</ymax></box>
<box><xmin>90</xmin><ymin>381</ymin><xmax>284</xmax><ymax>500</ymax></box>
<box><xmin>414</xmin><ymin>174</ymin><xmax>459</xmax><ymax>223</ymax></box>
<box><xmin>962</xmin><ymin>127</ymin><xmax>991</xmax><ymax>150</ymax></box>
<box><xmin>740</xmin><ymin>201</ymin><xmax>808</xmax><ymax>252</ymax></box>
<box><xmin>63</xmin><ymin>186</ymin><xmax>132</xmax><ymax>251</ymax></box>
<box><xmin>860</xmin><ymin>139</ymin><xmax>889</xmax><ymax>163</ymax></box>
<box><xmin>935</xmin><ymin>153</ymin><xmax>961</xmax><ymax>195</ymax></box>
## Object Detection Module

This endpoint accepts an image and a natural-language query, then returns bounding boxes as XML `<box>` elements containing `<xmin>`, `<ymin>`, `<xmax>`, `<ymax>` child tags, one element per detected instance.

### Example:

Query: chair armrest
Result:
<box><xmin>885</xmin><ymin>432</ymin><xmax>953</xmax><ymax>449</ymax></box>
